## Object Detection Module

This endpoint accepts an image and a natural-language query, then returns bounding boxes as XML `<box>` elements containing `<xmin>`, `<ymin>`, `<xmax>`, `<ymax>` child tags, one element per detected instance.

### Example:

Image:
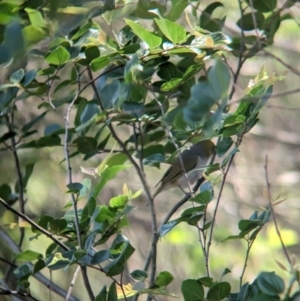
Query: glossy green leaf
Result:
<box><xmin>200</xmin><ymin>2</ymin><xmax>224</xmax><ymax>29</ymax></box>
<box><xmin>237</xmin><ymin>12</ymin><xmax>265</xmax><ymax>31</ymax></box>
<box><xmin>10</xmin><ymin>69</ymin><xmax>25</xmax><ymax>83</ymax></box>
<box><xmin>181</xmin><ymin>279</ymin><xmax>204</xmax><ymax>301</ymax></box>
<box><xmin>131</xmin><ymin>269</ymin><xmax>148</xmax><ymax>281</ymax></box>
<box><xmin>245</xmin><ymin>0</ymin><xmax>277</xmax><ymax>12</ymax></box>
<box><xmin>25</xmin><ymin>8</ymin><xmax>47</xmax><ymax>28</ymax></box>
<box><xmin>108</xmin><ymin>282</ymin><xmax>118</xmax><ymax>301</ymax></box>
<box><xmin>95</xmin><ymin>285</ymin><xmax>107</xmax><ymax>301</ymax></box>
<box><xmin>109</xmin><ymin>195</ymin><xmax>129</xmax><ymax>208</ymax></box>
<box><xmin>124</xmin><ymin>19</ymin><xmax>162</xmax><ymax>48</ymax></box>
<box><xmin>49</xmin><ymin>219</ymin><xmax>68</xmax><ymax>234</ymax></box>
<box><xmin>46</xmin><ymin>46</ymin><xmax>70</xmax><ymax>65</ymax></box>
<box><xmin>15</xmin><ymin>250</ymin><xmax>43</xmax><ymax>261</ymax></box>
<box><xmin>257</xmin><ymin>272</ymin><xmax>284</xmax><ymax>296</ymax></box>
<box><xmin>154</xmin><ymin>18</ymin><xmax>186</xmax><ymax>44</ymax></box>
<box><xmin>91</xmin><ymin>250</ymin><xmax>110</xmax><ymax>265</ymax></box>
<box><xmin>143</xmin><ymin>153</ymin><xmax>165</xmax><ymax>166</ymax></box>
<box><xmin>217</xmin><ymin>137</ymin><xmax>233</xmax><ymax>157</ymax></box>
<box><xmin>207</xmin><ymin>282</ymin><xmax>231</xmax><ymax>301</ymax></box>
<box><xmin>154</xmin><ymin>271</ymin><xmax>174</xmax><ymax>287</ymax></box>
<box><xmin>90</xmin><ymin>54</ymin><xmax>114</xmax><ymax>71</ymax></box>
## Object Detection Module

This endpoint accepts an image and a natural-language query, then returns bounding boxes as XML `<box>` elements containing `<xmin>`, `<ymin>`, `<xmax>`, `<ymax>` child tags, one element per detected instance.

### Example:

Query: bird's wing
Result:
<box><xmin>155</xmin><ymin>150</ymin><xmax>198</xmax><ymax>186</ymax></box>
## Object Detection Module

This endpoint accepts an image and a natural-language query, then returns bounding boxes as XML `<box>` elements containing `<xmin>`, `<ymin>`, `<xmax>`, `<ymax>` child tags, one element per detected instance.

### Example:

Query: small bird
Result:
<box><xmin>153</xmin><ymin>140</ymin><xmax>215</xmax><ymax>197</ymax></box>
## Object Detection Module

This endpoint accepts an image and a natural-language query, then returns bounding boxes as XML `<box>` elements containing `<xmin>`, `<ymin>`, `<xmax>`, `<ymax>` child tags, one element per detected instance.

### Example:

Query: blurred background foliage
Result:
<box><xmin>0</xmin><ymin>0</ymin><xmax>300</xmax><ymax>300</ymax></box>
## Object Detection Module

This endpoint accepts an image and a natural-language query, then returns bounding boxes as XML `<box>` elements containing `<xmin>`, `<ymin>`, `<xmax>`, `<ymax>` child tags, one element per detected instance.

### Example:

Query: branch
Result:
<box><xmin>264</xmin><ymin>156</ymin><xmax>291</xmax><ymax>265</ymax></box>
<box><xmin>63</xmin><ymin>65</ymin><xmax>94</xmax><ymax>301</ymax></box>
<box><xmin>0</xmin><ymin>197</ymin><xmax>69</xmax><ymax>250</ymax></box>
<box><xmin>5</xmin><ymin>114</ymin><xmax>26</xmax><ymax>248</ymax></box>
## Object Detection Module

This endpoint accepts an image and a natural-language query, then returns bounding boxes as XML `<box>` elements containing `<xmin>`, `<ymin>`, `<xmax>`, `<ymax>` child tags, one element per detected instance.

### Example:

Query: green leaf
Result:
<box><xmin>238</xmin><ymin>219</ymin><xmax>261</xmax><ymax>231</ymax></box>
<box><xmin>183</xmin><ymin>81</ymin><xmax>216</xmax><ymax>123</ymax></box>
<box><xmin>223</xmin><ymin>115</ymin><xmax>246</xmax><ymax>127</ymax></box>
<box><xmin>10</xmin><ymin>69</ymin><xmax>25</xmax><ymax>83</ymax></box>
<box><xmin>25</xmin><ymin>8</ymin><xmax>47</xmax><ymax>28</ymax></box>
<box><xmin>124</xmin><ymin>19</ymin><xmax>162</xmax><ymax>48</ymax></box>
<box><xmin>237</xmin><ymin>12</ymin><xmax>265</xmax><ymax>31</ymax></box>
<box><xmin>91</xmin><ymin>250</ymin><xmax>110</xmax><ymax>265</ymax></box>
<box><xmin>165</xmin><ymin>0</ymin><xmax>189</xmax><ymax>21</ymax></box>
<box><xmin>46</xmin><ymin>46</ymin><xmax>70</xmax><ymax>65</ymax></box>
<box><xmin>109</xmin><ymin>195</ymin><xmax>129</xmax><ymax>208</ymax></box>
<box><xmin>181</xmin><ymin>279</ymin><xmax>204</xmax><ymax>301</ymax></box>
<box><xmin>245</xmin><ymin>0</ymin><xmax>277</xmax><ymax>12</ymax></box>
<box><xmin>90</xmin><ymin>54</ymin><xmax>113</xmax><ymax>71</ymax></box>
<box><xmin>161</xmin><ymin>78</ymin><xmax>182</xmax><ymax>91</ymax></box>
<box><xmin>95</xmin><ymin>286</ymin><xmax>107</xmax><ymax>301</ymax></box>
<box><xmin>200</xmin><ymin>2</ymin><xmax>224</xmax><ymax>29</ymax></box>
<box><xmin>108</xmin><ymin>282</ymin><xmax>118</xmax><ymax>301</ymax></box>
<box><xmin>143</xmin><ymin>153</ymin><xmax>165</xmax><ymax>166</ymax></box>
<box><xmin>257</xmin><ymin>272</ymin><xmax>285</xmax><ymax>296</ymax></box>
<box><xmin>159</xmin><ymin>221</ymin><xmax>178</xmax><ymax>237</ymax></box>
<box><xmin>46</xmin><ymin>251</ymin><xmax>73</xmax><ymax>270</ymax></box>
<box><xmin>207</xmin><ymin>58</ymin><xmax>230</xmax><ymax>100</ymax></box>
<box><xmin>15</xmin><ymin>250</ymin><xmax>43</xmax><ymax>261</ymax></box>
<box><xmin>154</xmin><ymin>271</ymin><xmax>174</xmax><ymax>287</ymax></box>
<box><xmin>93</xmin><ymin>165</ymin><xmax>131</xmax><ymax>198</ymax></box>
<box><xmin>0</xmin><ymin>184</ymin><xmax>12</xmax><ymax>202</ymax></box>
<box><xmin>207</xmin><ymin>282</ymin><xmax>231</xmax><ymax>301</ymax></box>
<box><xmin>131</xmin><ymin>270</ymin><xmax>148</xmax><ymax>281</ymax></box>
<box><xmin>49</xmin><ymin>219</ymin><xmax>68</xmax><ymax>234</ymax></box>
<box><xmin>13</xmin><ymin>263</ymin><xmax>31</xmax><ymax>280</ymax></box>
<box><xmin>67</xmin><ymin>182</ymin><xmax>83</xmax><ymax>193</ymax></box>
<box><xmin>154</xmin><ymin>18</ymin><xmax>186</xmax><ymax>44</ymax></box>
<box><xmin>105</xmin><ymin>153</ymin><xmax>128</xmax><ymax>167</ymax></box>
<box><xmin>217</xmin><ymin>137</ymin><xmax>233</xmax><ymax>157</ymax></box>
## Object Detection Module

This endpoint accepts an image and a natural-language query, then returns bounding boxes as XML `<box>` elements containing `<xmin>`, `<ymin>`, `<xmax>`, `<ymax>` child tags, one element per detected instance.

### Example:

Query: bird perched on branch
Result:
<box><xmin>153</xmin><ymin>140</ymin><xmax>215</xmax><ymax>197</ymax></box>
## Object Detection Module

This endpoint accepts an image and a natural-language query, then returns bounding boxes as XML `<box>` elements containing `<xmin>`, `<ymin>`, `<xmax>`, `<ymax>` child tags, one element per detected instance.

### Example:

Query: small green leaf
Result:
<box><xmin>10</xmin><ymin>69</ymin><xmax>25</xmax><ymax>83</ymax></box>
<box><xmin>131</xmin><ymin>270</ymin><xmax>148</xmax><ymax>281</ymax></box>
<box><xmin>143</xmin><ymin>153</ymin><xmax>165</xmax><ymax>166</ymax></box>
<box><xmin>109</xmin><ymin>195</ymin><xmax>129</xmax><ymax>208</ymax></box>
<box><xmin>154</xmin><ymin>18</ymin><xmax>186</xmax><ymax>44</ymax></box>
<box><xmin>181</xmin><ymin>279</ymin><xmax>204</xmax><ymax>301</ymax></box>
<box><xmin>124</xmin><ymin>19</ymin><xmax>162</xmax><ymax>48</ymax></box>
<box><xmin>237</xmin><ymin>12</ymin><xmax>265</xmax><ymax>31</ymax></box>
<box><xmin>223</xmin><ymin>115</ymin><xmax>246</xmax><ymax>127</ymax></box>
<box><xmin>90</xmin><ymin>55</ymin><xmax>113</xmax><ymax>71</ymax></box>
<box><xmin>67</xmin><ymin>182</ymin><xmax>83</xmax><ymax>193</ymax></box>
<box><xmin>108</xmin><ymin>282</ymin><xmax>118</xmax><ymax>301</ymax></box>
<box><xmin>95</xmin><ymin>286</ymin><xmax>107</xmax><ymax>301</ymax></box>
<box><xmin>257</xmin><ymin>272</ymin><xmax>285</xmax><ymax>296</ymax></box>
<box><xmin>91</xmin><ymin>250</ymin><xmax>110</xmax><ymax>265</ymax></box>
<box><xmin>217</xmin><ymin>137</ymin><xmax>233</xmax><ymax>157</ymax></box>
<box><xmin>15</xmin><ymin>250</ymin><xmax>43</xmax><ymax>261</ymax></box>
<box><xmin>154</xmin><ymin>271</ymin><xmax>174</xmax><ymax>287</ymax></box>
<box><xmin>46</xmin><ymin>46</ymin><xmax>70</xmax><ymax>65</ymax></box>
<box><xmin>49</xmin><ymin>219</ymin><xmax>68</xmax><ymax>234</ymax></box>
<box><xmin>159</xmin><ymin>221</ymin><xmax>178</xmax><ymax>237</ymax></box>
<box><xmin>238</xmin><ymin>219</ymin><xmax>261</xmax><ymax>231</ymax></box>
<box><xmin>207</xmin><ymin>282</ymin><xmax>231</xmax><ymax>301</ymax></box>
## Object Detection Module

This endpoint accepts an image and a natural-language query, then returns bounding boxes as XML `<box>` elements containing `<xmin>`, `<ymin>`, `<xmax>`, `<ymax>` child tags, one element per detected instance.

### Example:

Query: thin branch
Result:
<box><xmin>0</xmin><ymin>197</ymin><xmax>70</xmax><ymax>250</ymax></box>
<box><xmin>5</xmin><ymin>114</ymin><xmax>26</xmax><ymax>248</ymax></box>
<box><xmin>229</xmin><ymin>0</ymin><xmax>246</xmax><ymax>99</ymax></box>
<box><xmin>65</xmin><ymin>266</ymin><xmax>81</xmax><ymax>301</ymax></box>
<box><xmin>63</xmin><ymin>65</ymin><xmax>94</xmax><ymax>301</ymax></box>
<box><xmin>0</xmin><ymin>286</ymin><xmax>40</xmax><ymax>301</ymax></box>
<box><xmin>264</xmin><ymin>156</ymin><xmax>291</xmax><ymax>265</ymax></box>
<box><xmin>264</xmin><ymin>49</ymin><xmax>300</xmax><ymax>78</ymax></box>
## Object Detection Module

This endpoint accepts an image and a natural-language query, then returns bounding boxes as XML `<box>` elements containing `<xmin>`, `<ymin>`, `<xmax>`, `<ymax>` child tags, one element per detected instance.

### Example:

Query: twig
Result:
<box><xmin>0</xmin><ymin>197</ymin><xmax>70</xmax><ymax>250</ymax></box>
<box><xmin>229</xmin><ymin>0</ymin><xmax>246</xmax><ymax>100</ymax></box>
<box><xmin>63</xmin><ymin>65</ymin><xmax>94</xmax><ymax>301</ymax></box>
<box><xmin>264</xmin><ymin>156</ymin><xmax>291</xmax><ymax>265</ymax></box>
<box><xmin>65</xmin><ymin>266</ymin><xmax>81</xmax><ymax>301</ymax></box>
<box><xmin>5</xmin><ymin>114</ymin><xmax>26</xmax><ymax>248</ymax></box>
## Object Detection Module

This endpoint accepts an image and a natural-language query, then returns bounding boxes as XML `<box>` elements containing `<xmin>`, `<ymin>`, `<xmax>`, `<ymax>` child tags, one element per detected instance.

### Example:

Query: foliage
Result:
<box><xmin>0</xmin><ymin>0</ymin><xmax>298</xmax><ymax>301</ymax></box>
